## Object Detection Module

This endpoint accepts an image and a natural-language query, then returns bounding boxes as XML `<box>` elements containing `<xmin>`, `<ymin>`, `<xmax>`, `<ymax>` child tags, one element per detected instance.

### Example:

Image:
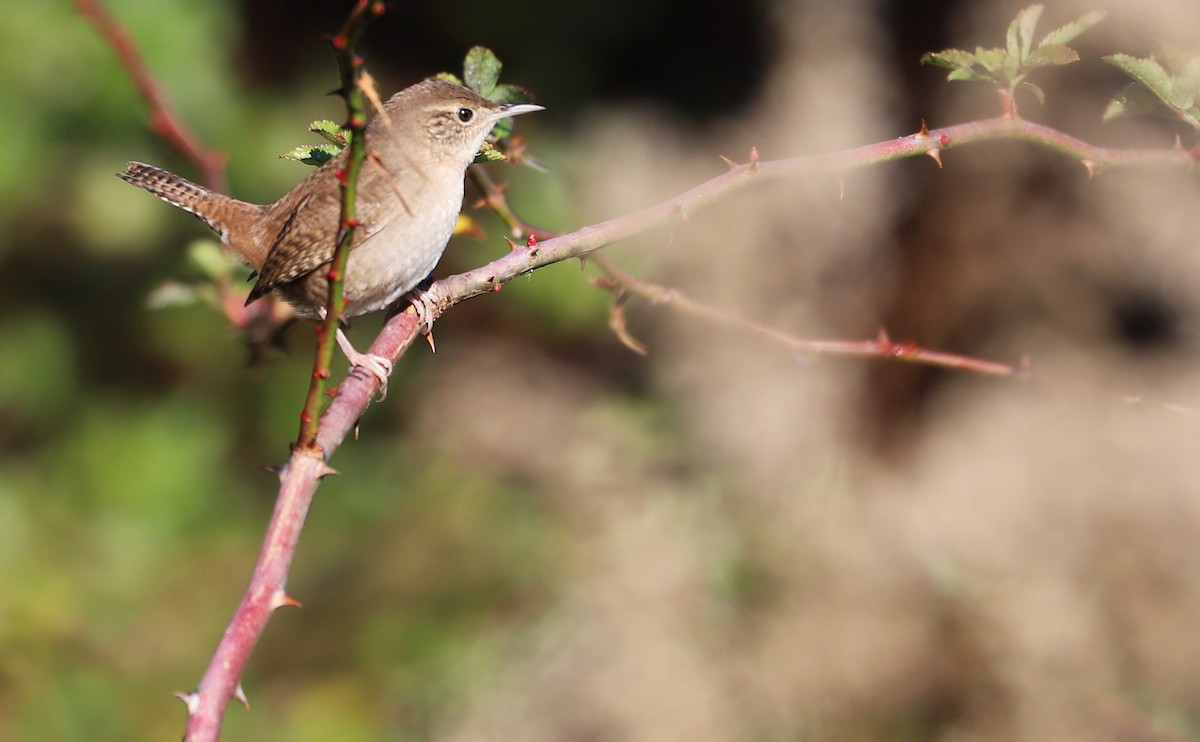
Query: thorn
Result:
<box><xmin>354</xmin><ymin>421</ymin><xmax>360</xmax><ymax>440</ymax></box>
<box><xmin>1081</xmin><ymin>159</ymin><xmax>1098</xmax><ymax>179</ymax></box>
<box><xmin>748</xmin><ymin>146</ymin><xmax>759</xmax><ymax>165</ymax></box>
<box><xmin>876</xmin><ymin>327</ymin><xmax>892</xmax><ymax>345</ymax></box>
<box><xmin>270</xmin><ymin>588</ymin><xmax>303</xmax><ymax>611</ymax></box>
<box><xmin>718</xmin><ymin>154</ymin><xmax>737</xmax><ymax>169</ymax></box>
<box><xmin>609</xmin><ymin>301</ymin><xmax>648</xmax><ymax>356</ymax></box>
<box><xmin>504</xmin><ymin>236</ymin><xmax>519</xmax><ymax>252</ymax></box>
<box><xmin>837</xmin><ymin>176</ymin><xmax>846</xmax><ymax>201</ymax></box>
<box><xmin>424</xmin><ymin>331</ymin><xmax>437</xmax><ymax>353</ymax></box>
<box><xmin>234</xmin><ymin>683</ymin><xmax>250</xmax><ymax>710</ymax></box>
<box><xmin>918</xmin><ymin>119</ymin><xmax>931</xmax><ymax>137</ymax></box>
<box><xmin>264</xmin><ymin>464</ymin><xmax>285</xmax><ymax>481</ymax></box>
<box><xmin>579</xmin><ymin>256</ymin><xmax>589</xmax><ymax>272</ymax></box>
<box><xmin>175</xmin><ymin>691</ymin><xmax>201</xmax><ymax>715</ymax></box>
<box><xmin>926</xmin><ymin>148</ymin><xmax>943</xmax><ymax>168</ymax></box>
<box><xmin>1174</xmin><ymin>133</ymin><xmax>1184</xmax><ymax>150</ymax></box>
<box><xmin>316</xmin><ymin>462</ymin><xmax>339</xmax><ymax>479</ymax></box>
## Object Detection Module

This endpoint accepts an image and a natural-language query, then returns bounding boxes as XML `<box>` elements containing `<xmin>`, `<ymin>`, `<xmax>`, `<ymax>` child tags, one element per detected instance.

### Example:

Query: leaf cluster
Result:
<box><xmin>922</xmin><ymin>5</ymin><xmax>1105</xmax><ymax>107</ymax></box>
<box><xmin>1105</xmin><ymin>49</ymin><xmax>1200</xmax><ymax>129</ymax></box>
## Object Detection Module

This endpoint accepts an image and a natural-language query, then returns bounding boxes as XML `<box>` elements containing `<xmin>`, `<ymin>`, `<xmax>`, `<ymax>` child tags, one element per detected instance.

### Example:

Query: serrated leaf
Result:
<box><xmin>1038</xmin><ymin>10</ymin><xmax>1105</xmax><ymax>47</ymax></box>
<box><xmin>1025</xmin><ymin>44</ymin><xmax>1079</xmax><ymax>69</ymax></box>
<box><xmin>463</xmin><ymin>46</ymin><xmax>502</xmax><ymax>97</ymax></box>
<box><xmin>975</xmin><ymin>47</ymin><xmax>1006</xmax><ymax>75</ymax></box>
<box><xmin>280</xmin><ymin>143</ymin><xmax>341</xmax><ymax>166</ymax></box>
<box><xmin>308</xmin><ymin>120</ymin><xmax>349</xmax><ymax>146</ymax></box>
<box><xmin>922</xmin><ymin>49</ymin><xmax>978</xmax><ymax>70</ymax></box>
<box><xmin>1019</xmin><ymin>80</ymin><xmax>1046</xmax><ymax>105</ymax></box>
<box><xmin>1018</xmin><ymin>6</ymin><xmax>1043</xmax><ymax>58</ymax></box>
<box><xmin>1105</xmin><ymin>54</ymin><xmax>1189</xmax><ymax>111</ymax></box>
<box><xmin>1007</xmin><ymin>5</ymin><xmax>1043</xmax><ymax>62</ymax></box>
<box><xmin>1006</xmin><ymin>12</ymin><xmax>1022</xmax><ymax>60</ymax></box>
<box><xmin>473</xmin><ymin>141</ymin><xmax>507</xmax><ymax>163</ymax></box>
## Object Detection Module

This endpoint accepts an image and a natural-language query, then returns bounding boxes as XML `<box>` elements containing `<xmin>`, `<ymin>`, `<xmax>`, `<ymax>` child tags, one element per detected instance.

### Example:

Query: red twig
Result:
<box><xmin>76</xmin><ymin>0</ymin><xmax>227</xmax><ymax>193</ymax></box>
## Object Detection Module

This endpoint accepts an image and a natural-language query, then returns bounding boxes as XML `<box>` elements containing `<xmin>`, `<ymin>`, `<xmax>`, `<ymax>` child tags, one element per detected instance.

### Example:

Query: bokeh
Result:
<box><xmin>3</xmin><ymin>0</ymin><xmax>1200</xmax><ymax>739</ymax></box>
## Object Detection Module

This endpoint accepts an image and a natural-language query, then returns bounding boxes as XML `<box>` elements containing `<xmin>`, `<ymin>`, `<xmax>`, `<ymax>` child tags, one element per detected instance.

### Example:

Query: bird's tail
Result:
<box><xmin>118</xmin><ymin>162</ymin><xmax>267</xmax><ymax>269</ymax></box>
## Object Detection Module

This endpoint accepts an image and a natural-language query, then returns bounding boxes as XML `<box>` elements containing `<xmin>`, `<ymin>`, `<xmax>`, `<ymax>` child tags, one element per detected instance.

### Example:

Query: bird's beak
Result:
<box><xmin>489</xmin><ymin>102</ymin><xmax>544</xmax><ymax>122</ymax></box>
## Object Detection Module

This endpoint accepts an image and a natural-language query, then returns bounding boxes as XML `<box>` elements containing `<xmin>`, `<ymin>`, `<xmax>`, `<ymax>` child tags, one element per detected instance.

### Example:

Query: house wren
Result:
<box><xmin>118</xmin><ymin>79</ymin><xmax>542</xmax><ymax>382</ymax></box>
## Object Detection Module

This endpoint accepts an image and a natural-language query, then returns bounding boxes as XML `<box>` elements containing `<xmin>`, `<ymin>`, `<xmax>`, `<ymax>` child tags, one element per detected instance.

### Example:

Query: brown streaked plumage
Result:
<box><xmin>119</xmin><ymin>79</ymin><xmax>542</xmax><ymax>380</ymax></box>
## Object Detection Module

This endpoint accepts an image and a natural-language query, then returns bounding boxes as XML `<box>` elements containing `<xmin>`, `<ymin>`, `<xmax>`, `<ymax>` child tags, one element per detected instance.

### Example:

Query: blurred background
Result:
<box><xmin>3</xmin><ymin>0</ymin><xmax>1200</xmax><ymax>739</ymax></box>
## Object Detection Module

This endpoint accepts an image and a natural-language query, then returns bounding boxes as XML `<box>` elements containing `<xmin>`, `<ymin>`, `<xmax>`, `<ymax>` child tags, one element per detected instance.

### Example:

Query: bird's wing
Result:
<box><xmin>247</xmin><ymin>162</ymin><xmax>407</xmax><ymax>303</ymax></box>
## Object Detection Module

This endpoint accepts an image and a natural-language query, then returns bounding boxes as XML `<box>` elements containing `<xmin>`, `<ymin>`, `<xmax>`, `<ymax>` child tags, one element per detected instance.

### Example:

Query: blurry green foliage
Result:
<box><xmin>0</xmin><ymin>0</ymin><xmax>597</xmax><ymax>739</ymax></box>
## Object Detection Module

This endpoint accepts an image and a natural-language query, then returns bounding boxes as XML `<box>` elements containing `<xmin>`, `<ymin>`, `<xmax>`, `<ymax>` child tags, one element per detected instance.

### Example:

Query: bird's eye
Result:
<box><xmin>457</xmin><ymin>108</ymin><xmax>474</xmax><ymax>123</ymax></box>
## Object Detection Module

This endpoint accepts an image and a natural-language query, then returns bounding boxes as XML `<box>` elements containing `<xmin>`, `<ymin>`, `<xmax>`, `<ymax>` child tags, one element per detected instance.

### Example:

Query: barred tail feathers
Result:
<box><xmin>117</xmin><ymin>162</ymin><xmax>266</xmax><ymax>268</ymax></box>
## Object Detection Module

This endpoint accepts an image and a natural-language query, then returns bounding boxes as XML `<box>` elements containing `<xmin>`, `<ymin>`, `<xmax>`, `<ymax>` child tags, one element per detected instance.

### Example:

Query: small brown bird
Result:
<box><xmin>119</xmin><ymin>79</ymin><xmax>542</xmax><ymax>382</ymax></box>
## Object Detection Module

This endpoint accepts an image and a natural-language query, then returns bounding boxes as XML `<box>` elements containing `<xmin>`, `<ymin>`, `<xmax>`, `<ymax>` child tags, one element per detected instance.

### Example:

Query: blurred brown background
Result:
<box><xmin>2</xmin><ymin>0</ymin><xmax>1199</xmax><ymax>739</ymax></box>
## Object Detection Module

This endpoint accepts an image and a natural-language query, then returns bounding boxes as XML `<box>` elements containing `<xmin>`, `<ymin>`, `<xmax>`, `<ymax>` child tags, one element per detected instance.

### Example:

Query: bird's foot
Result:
<box><xmin>404</xmin><ymin>287</ymin><xmax>439</xmax><ymax>353</ymax></box>
<box><xmin>336</xmin><ymin>328</ymin><xmax>392</xmax><ymax>397</ymax></box>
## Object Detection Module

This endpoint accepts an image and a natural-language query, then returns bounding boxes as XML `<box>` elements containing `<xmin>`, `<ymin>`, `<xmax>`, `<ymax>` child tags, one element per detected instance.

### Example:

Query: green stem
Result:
<box><xmin>297</xmin><ymin>0</ymin><xmax>385</xmax><ymax>451</ymax></box>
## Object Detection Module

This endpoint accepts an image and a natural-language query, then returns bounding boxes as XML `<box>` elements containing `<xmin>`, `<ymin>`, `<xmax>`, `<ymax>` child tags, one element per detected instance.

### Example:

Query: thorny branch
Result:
<box><xmin>83</xmin><ymin>1</ymin><xmax>1200</xmax><ymax>738</ymax></box>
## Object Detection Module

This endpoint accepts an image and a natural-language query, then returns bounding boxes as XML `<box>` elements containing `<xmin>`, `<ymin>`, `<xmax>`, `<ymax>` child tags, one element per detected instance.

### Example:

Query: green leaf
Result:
<box><xmin>433</xmin><ymin>71</ymin><xmax>463</xmax><ymax>86</ymax></box>
<box><xmin>308</xmin><ymin>120</ymin><xmax>349</xmax><ymax>146</ymax></box>
<box><xmin>1105</xmin><ymin>54</ymin><xmax>1188</xmax><ymax>110</ymax></box>
<box><xmin>473</xmin><ymin>141</ymin><xmax>507</xmax><ymax>163</ymax></box>
<box><xmin>1019</xmin><ymin>80</ymin><xmax>1045</xmax><ymax>105</ymax></box>
<box><xmin>921</xmin><ymin>49</ymin><xmax>977</xmax><ymax>69</ymax></box>
<box><xmin>1024</xmin><ymin>44</ymin><xmax>1079</xmax><ymax>69</ymax></box>
<box><xmin>488</xmin><ymin>83</ymin><xmax>533</xmax><ymax>105</ymax></box>
<box><xmin>947</xmin><ymin>67</ymin><xmax>990</xmax><ymax>82</ymax></box>
<box><xmin>280</xmin><ymin>143</ymin><xmax>341</xmax><ymax>166</ymax></box>
<box><xmin>1007</xmin><ymin>5</ymin><xmax>1042</xmax><ymax>62</ymax></box>
<box><xmin>1038</xmin><ymin>10</ymin><xmax>1106</xmax><ymax>47</ymax></box>
<box><xmin>463</xmin><ymin>46</ymin><xmax>502</xmax><ymax>97</ymax></box>
<box><xmin>975</xmin><ymin>47</ymin><xmax>1005</xmax><ymax>75</ymax></box>
<box><xmin>1103</xmin><ymin>81</ymin><xmax>1176</xmax><ymax>122</ymax></box>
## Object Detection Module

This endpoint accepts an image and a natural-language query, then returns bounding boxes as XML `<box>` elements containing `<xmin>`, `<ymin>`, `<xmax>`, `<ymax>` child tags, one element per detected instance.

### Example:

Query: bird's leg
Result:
<box><xmin>315</xmin><ymin>306</ymin><xmax>393</xmax><ymax>392</ymax></box>
<box><xmin>335</xmin><ymin>327</ymin><xmax>393</xmax><ymax>392</ymax></box>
